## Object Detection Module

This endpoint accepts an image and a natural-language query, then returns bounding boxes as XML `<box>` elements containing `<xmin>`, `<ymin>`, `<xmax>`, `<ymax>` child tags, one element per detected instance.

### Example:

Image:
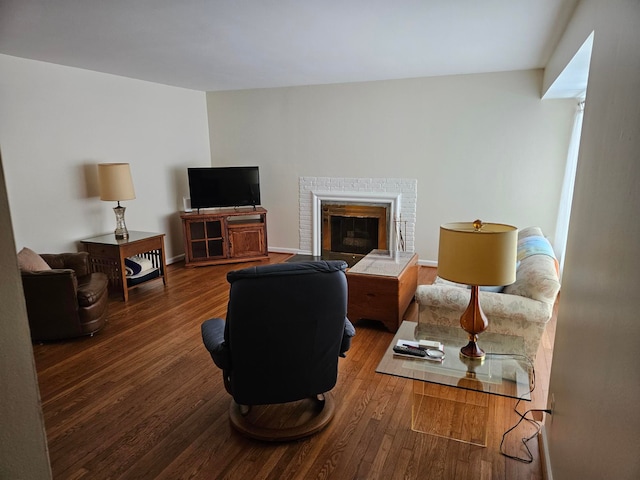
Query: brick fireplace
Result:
<box><xmin>298</xmin><ymin>177</ymin><xmax>417</xmax><ymax>256</ymax></box>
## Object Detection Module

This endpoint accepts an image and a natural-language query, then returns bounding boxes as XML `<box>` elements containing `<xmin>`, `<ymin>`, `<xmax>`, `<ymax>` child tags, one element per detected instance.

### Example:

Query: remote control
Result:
<box><xmin>393</xmin><ymin>345</ymin><xmax>427</xmax><ymax>357</ymax></box>
<box><xmin>419</xmin><ymin>339</ymin><xmax>443</xmax><ymax>350</ymax></box>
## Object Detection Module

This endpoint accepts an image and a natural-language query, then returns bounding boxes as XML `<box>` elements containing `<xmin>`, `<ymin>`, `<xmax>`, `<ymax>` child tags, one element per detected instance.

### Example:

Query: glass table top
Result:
<box><xmin>347</xmin><ymin>249</ymin><xmax>416</xmax><ymax>277</ymax></box>
<box><xmin>376</xmin><ymin>321</ymin><xmax>533</xmax><ymax>400</ymax></box>
<box><xmin>80</xmin><ymin>231</ymin><xmax>163</xmax><ymax>246</ymax></box>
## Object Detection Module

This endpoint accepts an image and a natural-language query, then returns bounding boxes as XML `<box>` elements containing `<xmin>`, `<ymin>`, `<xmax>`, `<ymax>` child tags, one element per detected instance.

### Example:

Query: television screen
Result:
<box><xmin>188</xmin><ymin>167</ymin><xmax>261</xmax><ymax>209</ymax></box>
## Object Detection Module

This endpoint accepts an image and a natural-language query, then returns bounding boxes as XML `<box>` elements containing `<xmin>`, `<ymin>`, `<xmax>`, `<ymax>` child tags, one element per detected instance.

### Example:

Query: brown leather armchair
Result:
<box><xmin>20</xmin><ymin>252</ymin><xmax>109</xmax><ymax>342</ymax></box>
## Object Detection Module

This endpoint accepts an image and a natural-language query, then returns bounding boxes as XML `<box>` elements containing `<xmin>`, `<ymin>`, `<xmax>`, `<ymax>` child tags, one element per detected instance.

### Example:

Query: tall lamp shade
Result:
<box><xmin>98</xmin><ymin>163</ymin><xmax>136</xmax><ymax>201</ymax></box>
<box><xmin>438</xmin><ymin>220</ymin><xmax>517</xmax><ymax>359</ymax></box>
<box><xmin>97</xmin><ymin>163</ymin><xmax>136</xmax><ymax>239</ymax></box>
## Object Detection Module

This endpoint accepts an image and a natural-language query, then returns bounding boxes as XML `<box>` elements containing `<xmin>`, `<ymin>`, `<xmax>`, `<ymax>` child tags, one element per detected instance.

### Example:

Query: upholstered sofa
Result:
<box><xmin>415</xmin><ymin>226</ymin><xmax>560</xmax><ymax>360</ymax></box>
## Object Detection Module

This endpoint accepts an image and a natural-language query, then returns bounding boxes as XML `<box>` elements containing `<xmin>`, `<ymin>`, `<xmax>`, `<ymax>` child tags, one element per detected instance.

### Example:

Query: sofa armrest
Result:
<box><xmin>503</xmin><ymin>254</ymin><xmax>560</xmax><ymax>304</ymax></box>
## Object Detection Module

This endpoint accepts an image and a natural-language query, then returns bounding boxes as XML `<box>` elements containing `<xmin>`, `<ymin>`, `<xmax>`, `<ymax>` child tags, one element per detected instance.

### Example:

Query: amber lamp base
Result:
<box><xmin>459</xmin><ymin>285</ymin><xmax>488</xmax><ymax>359</ymax></box>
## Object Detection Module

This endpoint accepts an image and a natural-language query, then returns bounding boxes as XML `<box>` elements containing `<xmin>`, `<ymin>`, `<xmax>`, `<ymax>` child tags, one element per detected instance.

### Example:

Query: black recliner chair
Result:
<box><xmin>201</xmin><ymin>260</ymin><xmax>355</xmax><ymax>441</ymax></box>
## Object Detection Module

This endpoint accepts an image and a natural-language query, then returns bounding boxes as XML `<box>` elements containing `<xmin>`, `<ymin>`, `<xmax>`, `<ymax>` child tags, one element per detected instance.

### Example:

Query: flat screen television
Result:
<box><xmin>188</xmin><ymin>166</ymin><xmax>261</xmax><ymax>210</ymax></box>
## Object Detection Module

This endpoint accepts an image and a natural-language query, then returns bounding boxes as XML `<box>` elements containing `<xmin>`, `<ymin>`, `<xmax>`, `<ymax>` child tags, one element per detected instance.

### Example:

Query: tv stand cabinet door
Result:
<box><xmin>183</xmin><ymin>217</ymin><xmax>226</xmax><ymax>264</ymax></box>
<box><xmin>227</xmin><ymin>224</ymin><xmax>267</xmax><ymax>258</ymax></box>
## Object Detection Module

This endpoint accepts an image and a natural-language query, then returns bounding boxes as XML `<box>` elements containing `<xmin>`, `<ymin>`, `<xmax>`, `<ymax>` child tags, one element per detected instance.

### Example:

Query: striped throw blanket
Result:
<box><xmin>125</xmin><ymin>256</ymin><xmax>153</xmax><ymax>276</ymax></box>
<box><xmin>517</xmin><ymin>236</ymin><xmax>559</xmax><ymax>275</ymax></box>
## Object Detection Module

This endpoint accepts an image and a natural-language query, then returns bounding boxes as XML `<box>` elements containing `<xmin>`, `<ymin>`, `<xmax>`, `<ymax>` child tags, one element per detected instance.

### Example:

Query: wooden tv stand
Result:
<box><xmin>181</xmin><ymin>208</ymin><xmax>268</xmax><ymax>267</ymax></box>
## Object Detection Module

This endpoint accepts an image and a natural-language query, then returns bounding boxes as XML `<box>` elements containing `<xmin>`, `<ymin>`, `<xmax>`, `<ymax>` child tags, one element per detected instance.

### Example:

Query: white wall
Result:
<box><xmin>545</xmin><ymin>1</ymin><xmax>640</xmax><ymax>478</ymax></box>
<box><xmin>0</xmin><ymin>54</ymin><xmax>211</xmax><ymax>261</ymax></box>
<box><xmin>207</xmin><ymin>70</ymin><xmax>575</xmax><ymax>262</ymax></box>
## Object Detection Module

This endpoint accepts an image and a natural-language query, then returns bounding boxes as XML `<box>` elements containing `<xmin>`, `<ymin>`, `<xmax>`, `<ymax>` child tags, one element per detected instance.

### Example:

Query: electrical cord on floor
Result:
<box><xmin>486</xmin><ymin>352</ymin><xmax>550</xmax><ymax>463</ymax></box>
<box><xmin>499</xmin><ymin>400</ymin><xmax>552</xmax><ymax>463</ymax></box>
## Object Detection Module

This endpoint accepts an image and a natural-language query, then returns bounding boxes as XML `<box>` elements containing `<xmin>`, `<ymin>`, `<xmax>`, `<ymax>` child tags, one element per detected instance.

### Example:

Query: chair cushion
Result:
<box><xmin>77</xmin><ymin>273</ymin><xmax>109</xmax><ymax>306</ymax></box>
<box><xmin>17</xmin><ymin>247</ymin><xmax>51</xmax><ymax>272</ymax></box>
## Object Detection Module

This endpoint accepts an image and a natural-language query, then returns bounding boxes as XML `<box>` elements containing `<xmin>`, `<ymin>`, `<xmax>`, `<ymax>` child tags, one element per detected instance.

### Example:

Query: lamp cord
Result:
<box><xmin>485</xmin><ymin>353</ymin><xmax>549</xmax><ymax>464</ymax></box>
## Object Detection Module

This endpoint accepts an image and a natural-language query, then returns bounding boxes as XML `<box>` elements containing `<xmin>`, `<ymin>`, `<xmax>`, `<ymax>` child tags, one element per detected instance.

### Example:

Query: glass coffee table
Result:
<box><xmin>376</xmin><ymin>321</ymin><xmax>533</xmax><ymax>446</ymax></box>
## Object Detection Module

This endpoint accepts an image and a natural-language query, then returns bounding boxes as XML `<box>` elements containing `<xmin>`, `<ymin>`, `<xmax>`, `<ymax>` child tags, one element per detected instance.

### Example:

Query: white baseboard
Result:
<box><xmin>538</xmin><ymin>425</ymin><xmax>553</xmax><ymax>480</ymax></box>
<box><xmin>167</xmin><ymin>253</ymin><xmax>185</xmax><ymax>265</ymax></box>
<box><xmin>268</xmin><ymin>246</ymin><xmax>305</xmax><ymax>255</ymax></box>
<box><xmin>169</xmin><ymin>248</ymin><xmax>301</xmax><ymax>264</ymax></box>
<box><xmin>417</xmin><ymin>259</ymin><xmax>437</xmax><ymax>267</ymax></box>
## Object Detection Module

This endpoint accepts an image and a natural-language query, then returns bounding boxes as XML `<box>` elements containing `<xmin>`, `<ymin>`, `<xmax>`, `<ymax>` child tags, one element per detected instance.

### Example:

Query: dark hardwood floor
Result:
<box><xmin>33</xmin><ymin>254</ymin><xmax>555</xmax><ymax>479</ymax></box>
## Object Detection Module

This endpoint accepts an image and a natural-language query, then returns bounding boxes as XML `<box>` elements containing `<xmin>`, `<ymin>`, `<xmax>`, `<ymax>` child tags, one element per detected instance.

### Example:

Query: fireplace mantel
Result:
<box><xmin>299</xmin><ymin>177</ymin><xmax>417</xmax><ymax>256</ymax></box>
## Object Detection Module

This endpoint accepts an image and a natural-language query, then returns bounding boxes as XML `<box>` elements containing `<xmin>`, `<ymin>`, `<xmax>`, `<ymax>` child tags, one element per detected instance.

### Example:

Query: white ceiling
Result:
<box><xmin>0</xmin><ymin>0</ymin><xmax>579</xmax><ymax>92</ymax></box>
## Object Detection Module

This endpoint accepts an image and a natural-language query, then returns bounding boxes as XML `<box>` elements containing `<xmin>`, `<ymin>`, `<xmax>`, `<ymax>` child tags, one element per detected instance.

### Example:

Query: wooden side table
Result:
<box><xmin>346</xmin><ymin>250</ymin><xmax>419</xmax><ymax>332</ymax></box>
<box><xmin>80</xmin><ymin>231</ymin><xmax>167</xmax><ymax>302</ymax></box>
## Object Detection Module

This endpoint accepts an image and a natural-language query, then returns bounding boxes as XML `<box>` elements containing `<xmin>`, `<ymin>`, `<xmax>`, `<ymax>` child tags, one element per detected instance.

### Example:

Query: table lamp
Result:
<box><xmin>98</xmin><ymin>163</ymin><xmax>136</xmax><ymax>239</ymax></box>
<box><xmin>437</xmin><ymin>220</ymin><xmax>517</xmax><ymax>359</ymax></box>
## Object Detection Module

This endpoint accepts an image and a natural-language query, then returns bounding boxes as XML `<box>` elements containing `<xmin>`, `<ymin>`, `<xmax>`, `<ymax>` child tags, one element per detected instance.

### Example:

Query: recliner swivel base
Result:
<box><xmin>228</xmin><ymin>393</ymin><xmax>335</xmax><ymax>442</ymax></box>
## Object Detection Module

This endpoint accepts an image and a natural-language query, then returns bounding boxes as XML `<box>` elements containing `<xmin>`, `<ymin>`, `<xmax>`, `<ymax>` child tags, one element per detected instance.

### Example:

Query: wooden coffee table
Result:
<box><xmin>346</xmin><ymin>249</ymin><xmax>418</xmax><ymax>332</ymax></box>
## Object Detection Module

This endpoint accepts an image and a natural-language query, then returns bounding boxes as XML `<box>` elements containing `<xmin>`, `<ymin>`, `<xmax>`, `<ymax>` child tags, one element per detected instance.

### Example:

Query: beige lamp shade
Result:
<box><xmin>98</xmin><ymin>163</ymin><xmax>136</xmax><ymax>201</ymax></box>
<box><xmin>438</xmin><ymin>221</ymin><xmax>517</xmax><ymax>286</ymax></box>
